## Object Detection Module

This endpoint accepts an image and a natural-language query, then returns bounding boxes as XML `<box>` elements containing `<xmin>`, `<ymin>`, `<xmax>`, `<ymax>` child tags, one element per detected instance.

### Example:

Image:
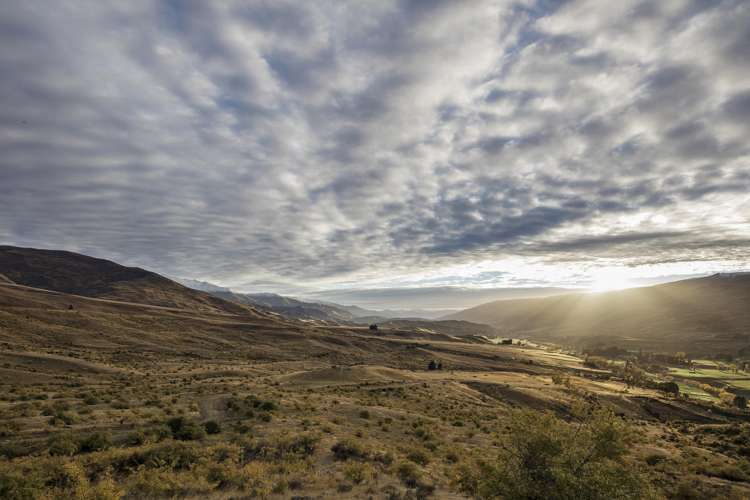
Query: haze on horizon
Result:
<box><xmin>1</xmin><ymin>1</ymin><xmax>749</xmax><ymax>310</ymax></box>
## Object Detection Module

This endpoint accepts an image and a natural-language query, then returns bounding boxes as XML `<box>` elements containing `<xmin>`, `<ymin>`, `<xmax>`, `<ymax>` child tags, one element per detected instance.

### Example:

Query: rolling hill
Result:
<box><xmin>210</xmin><ymin>291</ymin><xmax>357</xmax><ymax>323</ymax></box>
<box><xmin>0</xmin><ymin>245</ymin><xmax>262</xmax><ymax>316</ymax></box>
<box><xmin>369</xmin><ymin>318</ymin><xmax>498</xmax><ymax>338</ymax></box>
<box><xmin>444</xmin><ymin>273</ymin><xmax>750</xmax><ymax>353</ymax></box>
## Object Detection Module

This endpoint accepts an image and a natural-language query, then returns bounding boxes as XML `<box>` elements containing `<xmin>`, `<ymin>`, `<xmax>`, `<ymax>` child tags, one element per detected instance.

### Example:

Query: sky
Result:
<box><xmin>1</xmin><ymin>0</ymin><xmax>749</xmax><ymax>309</ymax></box>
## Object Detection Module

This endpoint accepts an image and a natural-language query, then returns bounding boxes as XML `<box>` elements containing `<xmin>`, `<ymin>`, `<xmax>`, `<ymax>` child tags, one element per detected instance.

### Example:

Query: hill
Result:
<box><xmin>444</xmin><ymin>273</ymin><xmax>750</xmax><ymax>354</ymax></box>
<box><xmin>210</xmin><ymin>291</ymin><xmax>357</xmax><ymax>323</ymax></box>
<box><xmin>0</xmin><ymin>245</ymin><xmax>260</xmax><ymax>315</ymax></box>
<box><xmin>368</xmin><ymin>319</ymin><xmax>497</xmax><ymax>338</ymax></box>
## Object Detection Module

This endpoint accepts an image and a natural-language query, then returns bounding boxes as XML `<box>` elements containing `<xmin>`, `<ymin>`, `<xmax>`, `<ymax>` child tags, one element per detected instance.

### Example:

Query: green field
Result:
<box><xmin>676</xmin><ymin>381</ymin><xmax>718</xmax><ymax>402</ymax></box>
<box><xmin>668</xmin><ymin>367</ymin><xmax>746</xmax><ymax>379</ymax></box>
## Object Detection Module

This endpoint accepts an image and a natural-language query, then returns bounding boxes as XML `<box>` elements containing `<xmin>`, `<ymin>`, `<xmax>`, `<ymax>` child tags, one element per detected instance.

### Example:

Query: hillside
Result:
<box><xmin>445</xmin><ymin>273</ymin><xmax>750</xmax><ymax>353</ymax></box>
<box><xmin>210</xmin><ymin>291</ymin><xmax>357</xmax><ymax>323</ymax></box>
<box><xmin>367</xmin><ymin>319</ymin><xmax>497</xmax><ymax>338</ymax></box>
<box><xmin>0</xmin><ymin>246</ymin><xmax>260</xmax><ymax>315</ymax></box>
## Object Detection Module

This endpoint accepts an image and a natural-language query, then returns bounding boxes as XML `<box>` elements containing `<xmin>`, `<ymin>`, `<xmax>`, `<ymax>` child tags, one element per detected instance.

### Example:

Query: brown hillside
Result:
<box><xmin>0</xmin><ymin>245</ymin><xmax>259</xmax><ymax>315</ymax></box>
<box><xmin>444</xmin><ymin>274</ymin><xmax>750</xmax><ymax>352</ymax></box>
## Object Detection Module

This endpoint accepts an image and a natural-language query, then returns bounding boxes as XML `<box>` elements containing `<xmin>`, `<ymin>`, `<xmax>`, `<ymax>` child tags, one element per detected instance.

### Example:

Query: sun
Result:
<box><xmin>588</xmin><ymin>269</ymin><xmax>634</xmax><ymax>293</ymax></box>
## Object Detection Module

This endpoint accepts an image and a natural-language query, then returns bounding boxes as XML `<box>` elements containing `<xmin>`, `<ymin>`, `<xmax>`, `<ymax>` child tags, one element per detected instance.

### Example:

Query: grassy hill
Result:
<box><xmin>0</xmin><ymin>246</ymin><xmax>260</xmax><ymax>316</ymax></box>
<box><xmin>444</xmin><ymin>274</ymin><xmax>750</xmax><ymax>353</ymax></box>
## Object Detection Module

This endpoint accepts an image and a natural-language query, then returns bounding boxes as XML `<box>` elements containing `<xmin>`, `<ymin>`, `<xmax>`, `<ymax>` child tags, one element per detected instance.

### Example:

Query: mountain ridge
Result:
<box><xmin>0</xmin><ymin>245</ymin><xmax>263</xmax><ymax>316</ymax></box>
<box><xmin>444</xmin><ymin>273</ymin><xmax>750</xmax><ymax>353</ymax></box>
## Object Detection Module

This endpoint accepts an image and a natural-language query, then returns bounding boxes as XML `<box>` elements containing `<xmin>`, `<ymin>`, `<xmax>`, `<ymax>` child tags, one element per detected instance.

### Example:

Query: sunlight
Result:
<box><xmin>588</xmin><ymin>268</ymin><xmax>634</xmax><ymax>292</ymax></box>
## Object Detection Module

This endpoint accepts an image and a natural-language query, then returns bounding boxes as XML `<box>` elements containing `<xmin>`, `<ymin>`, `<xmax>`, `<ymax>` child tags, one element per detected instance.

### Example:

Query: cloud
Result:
<box><xmin>0</xmin><ymin>0</ymin><xmax>748</xmax><ymax>300</ymax></box>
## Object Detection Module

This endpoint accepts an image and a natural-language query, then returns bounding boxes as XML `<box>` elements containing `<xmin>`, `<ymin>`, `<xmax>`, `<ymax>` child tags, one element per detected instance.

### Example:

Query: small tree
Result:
<box><xmin>428</xmin><ymin>360</ymin><xmax>438</xmax><ymax>371</ymax></box>
<box><xmin>369</xmin><ymin>324</ymin><xmax>378</xmax><ymax>331</ymax></box>
<box><xmin>659</xmin><ymin>381</ymin><xmax>679</xmax><ymax>397</ymax></box>
<box><xmin>734</xmin><ymin>395</ymin><xmax>747</xmax><ymax>409</ymax></box>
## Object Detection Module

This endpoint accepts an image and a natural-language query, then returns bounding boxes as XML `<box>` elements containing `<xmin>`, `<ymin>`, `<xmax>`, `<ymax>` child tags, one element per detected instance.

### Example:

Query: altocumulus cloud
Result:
<box><xmin>0</xmin><ymin>0</ymin><xmax>749</xmax><ymax>292</ymax></box>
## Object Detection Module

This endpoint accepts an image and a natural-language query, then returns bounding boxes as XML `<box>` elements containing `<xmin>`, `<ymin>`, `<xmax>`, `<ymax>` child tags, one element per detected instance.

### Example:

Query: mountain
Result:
<box><xmin>371</xmin><ymin>319</ymin><xmax>498</xmax><ymax>338</ymax></box>
<box><xmin>172</xmin><ymin>277</ymin><xmax>232</xmax><ymax>293</ymax></box>
<box><xmin>175</xmin><ymin>279</ymin><xmax>454</xmax><ymax>322</ymax></box>
<box><xmin>0</xmin><ymin>245</ymin><xmax>261</xmax><ymax>316</ymax></box>
<box><xmin>444</xmin><ymin>273</ymin><xmax>750</xmax><ymax>353</ymax></box>
<box><xmin>210</xmin><ymin>290</ymin><xmax>356</xmax><ymax>322</ymax></box>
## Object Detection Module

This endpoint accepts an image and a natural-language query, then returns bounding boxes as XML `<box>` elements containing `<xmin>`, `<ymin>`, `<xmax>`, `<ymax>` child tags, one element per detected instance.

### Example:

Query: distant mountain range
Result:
<box><xmin>445</xmin><ymin>273</ymin><xmax>750</xmax><ymax>354</ymax></box>
<box><xmin>5</xmin><ymin>245</ymin><xmax>750</xmax><ymax>356</ymax></box>
<box><xmin>175</xmin><ymin>278</ymin><xmax>459</xmax><ymax>323</ymax></box>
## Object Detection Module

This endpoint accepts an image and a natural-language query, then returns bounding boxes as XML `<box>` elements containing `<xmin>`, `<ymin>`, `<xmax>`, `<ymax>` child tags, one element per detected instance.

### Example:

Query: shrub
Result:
<box><xmin>0</xmin><ymin>442</ymin><xmax>31</xmax><ymax>459</ymax></box>
<box><xmin>244</xmin><ymin>433</ymin><xmax>319</xmax><ymax>461</ymax></box>
<box><xmin>0</xmin><ymin>422</ymin><xmax>21</xmax><ymax>438</ymax></box>
<box><xmin>126</xmin><ymin>468</ymin><xmax>212</xmax><ymax>498</ymax></box>
<box><xmin>83</xmin><ymin>395</ymin><xmax>99</xmax><ymax>405</ymax></box>
<box><xmin>331</xmin><ymin>439</ymin><xmax>368</xmax><ymax>461</ymax></box>
<box><xmin>395</xmin><ymin>461</ymin><xmax>421</xmax><ymax>487</ymax></box>
<box><xmin>359</xmin><ymin>409</ymin><xmax>370</xmax><ymax>419</ymax></box>
<box><xmin>407</xmin><ymin>449</ymin><xmax>430</xmax><ymax>465</ymax></box>
<box><xmin>47</xmin><ymin>433</ymin><xmax>79</xmax><ymax>456</ymax></box>
<box><xmin>204</xmin><ymin>420</ymin><xmax>221</xmax><ymax>435</ymax></box>
<box><xmin>0</xmin><ymin>468</ymin><xmax>45</xmax><ymax>500</ymax></box>
<box><xmin>166</xmin><ymin>417</ymin><xmax>206</xmax><ymax>441</ymax></box>
<box><xmin>456</xmin><ymin>403</ymin><xmax>652</xmax><ymax>499</ymax></box>
<box><xmin>343</xmin><ymin>461</ymin><xmax>375</xmax><ymax>484</ymax></box>
<box><xmin>78</xmin><ymin>432</ymin><xmax>111</xmax><ymax>453</ymax></box>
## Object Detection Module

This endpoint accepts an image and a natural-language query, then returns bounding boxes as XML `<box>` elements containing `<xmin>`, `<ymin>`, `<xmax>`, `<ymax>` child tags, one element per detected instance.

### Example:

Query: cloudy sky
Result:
<box><xmin>1</xmin><ymin>0</ymin><xmax>749</xmax><ymax>307</ymax></box>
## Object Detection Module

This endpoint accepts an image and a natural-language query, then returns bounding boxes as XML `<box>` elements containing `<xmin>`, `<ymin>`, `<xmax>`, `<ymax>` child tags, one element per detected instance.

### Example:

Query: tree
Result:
<box><xmin>369</xmin><ymin>324</ymin><xmax>378</xmax><ymax>331</ymax></box>
<box><xmin>428</xmin><ymin>360</ymin><xmax>438</xmax><ymax>371</ymax></box>
<box><xmin>733</xmin><ymin>395</ymin><xmax>747</xmax><ymax>409</ymax></box>
<box><xmin>456</xmin><ymin>403</ymin><xmax>652</xmax><ymax>500</ymax></box>
<box><xmin>658</xmin><ymin>381</ymin><xmax>679</xmax><ymax>397</ymax></box>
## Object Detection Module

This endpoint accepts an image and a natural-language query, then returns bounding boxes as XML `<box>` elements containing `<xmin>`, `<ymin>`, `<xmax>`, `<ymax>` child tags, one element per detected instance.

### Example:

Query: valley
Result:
<box><xmin>1</xmin><ymin>248</ymin><xmax>750</xmax><ymax>498</ymax></box>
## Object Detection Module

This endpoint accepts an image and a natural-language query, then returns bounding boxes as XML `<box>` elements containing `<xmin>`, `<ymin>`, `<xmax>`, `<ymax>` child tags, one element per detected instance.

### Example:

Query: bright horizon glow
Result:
<box><xmin>587</xmin><ymin>269</ymin><xmax>636</xmax><ymax>293</ymax></box>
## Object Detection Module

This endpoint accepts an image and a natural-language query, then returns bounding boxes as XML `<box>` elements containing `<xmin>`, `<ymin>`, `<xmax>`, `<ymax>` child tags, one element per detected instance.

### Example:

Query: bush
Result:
<box><xmin>47</xmin><ymin>433</ymin><xmax>79</xmax><ymax>456</ymax></box>
<box><xmin>244</xmin><ymin>433</ymin><xmax>319</xmax><ymax>461</ymax></box>
<box><xmin>0</xmin><ymin>469</ymin><xmax>44</xmax><ymax>500</ymax></box>
<box><xmin>407</xmin><ymin>449</ymin><xmax>430</xmax><ymax>465</ymax></box>
<box><xmin>204</xmin><ymin>420</ymin><xmax>221</xmax><ymax>435</ymax></box>
<box><xmin>331</xmin><ymin>439</ymin><xmax>368</xmax><ymax>460</ymax></box>
<box><xmin>343</xmin><ymin>461</ymin><xmax>374</xmax><ymax>484</ymax></box>
<box><xmin>83</xmin><ymin>395</ymin><xmax>99</xmax><ymax>405</ymax></box>
<box><xmin>78</xmin><ymin>432</ymin><xmax>111</xmax><ymax>453</ymax></box>
<box><xmin>166</xmin><ymin>417</ymin><xmax>206</xmax><ymax>441</ymax></box>
<box><xmin>456</xmin><ymin>403</ymin><xmax>652</xmax><ymax>499</ymax></box>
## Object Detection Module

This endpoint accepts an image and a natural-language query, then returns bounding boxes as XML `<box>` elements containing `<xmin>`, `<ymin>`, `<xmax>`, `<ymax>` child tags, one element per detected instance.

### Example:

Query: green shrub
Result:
<box><xmin>83</xmin><ymin>395</ymin><xmax>99</xmax><ymax>405</ymax></box>
<box><xmin>78</xmin><ymin>432</ymin><xmax>111</xmax><ymax>453</ymax></box>
<box><xmin>456</xmin><ymin>404</ymin><xmax>652</xmax><ymax>499</ymax></box>
<box><xmin>166</xmin><ymin>417</ymin><xmax>206</xmax><ymax>441</ymax></box>
<box><xmin>47</xmin><ymin>433</ymin><xmax>79</xmax><ymax>456</ymax></box>
<box><xmin>0</xmin><ymin>469</ymin><xmax>44</xmax><ymax>500</ymax></box>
